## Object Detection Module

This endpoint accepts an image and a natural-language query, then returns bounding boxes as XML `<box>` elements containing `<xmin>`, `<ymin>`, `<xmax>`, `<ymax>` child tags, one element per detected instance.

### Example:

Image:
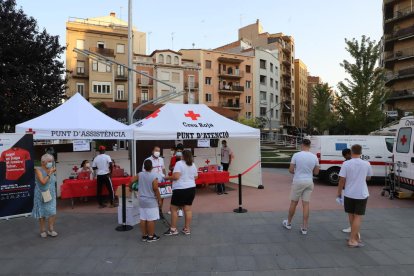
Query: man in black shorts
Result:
<box><xmin>337</xmin><ymin>144</ymin><xmax>372</xmax><ymax>248</ymax></box>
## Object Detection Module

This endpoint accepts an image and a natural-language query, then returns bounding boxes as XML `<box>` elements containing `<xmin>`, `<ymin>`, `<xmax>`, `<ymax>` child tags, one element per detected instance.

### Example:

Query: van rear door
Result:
<box><xmin>394</xmin><ymin>126</ymin><xmax>413</xmax><ymax>184</ymax></box>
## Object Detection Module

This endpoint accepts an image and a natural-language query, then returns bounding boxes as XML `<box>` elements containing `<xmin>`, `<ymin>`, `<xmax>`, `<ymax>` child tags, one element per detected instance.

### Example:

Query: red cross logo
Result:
<box><xmin>205</xmin><ymin>159</ymin><xmax>210</xmax><ymax>165</ymax></box>
<box><xmin>26</xmin><ymin>128</ymin><xmax>36</xmax><ymax>134</ymax></box>
<box><xmin>145</xmin><ymin>109</ymin><xmax>161</xmax><ymax>119</ymax></box>
<box><xmin>185</xmin><ymin>110</ymin><xmax>201</xmax><ymax>121</ymax></box>
<box><xmin>72</xmin><ymin>166</ymin><xmax>79</xmax><ymax>172</ymax></box>
<box><xmin>401</xmin><ymin>135</ymin><xmax>407</xmax><ymax>145</ymax></box>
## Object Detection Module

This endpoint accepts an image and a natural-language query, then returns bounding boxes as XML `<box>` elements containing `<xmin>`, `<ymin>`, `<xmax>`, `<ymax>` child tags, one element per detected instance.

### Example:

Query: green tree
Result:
<box><xmin>308</xmin><ymin>83</ymin><xmax>337</xmax><ymax>133</ymax></box>
<box><xmin>0</xmin><ymin>0</ymin><xmax>66</xmax><ymax>132</ymax></box>
<box><xmin>238</xmin><ymin>117</ymin><xmax>263</xmax><ymax>128</ymax></box>
<box><xmin>336</xmin><ymin>36</ymin><xmax>388</xmax><ymax>134</ymax></box>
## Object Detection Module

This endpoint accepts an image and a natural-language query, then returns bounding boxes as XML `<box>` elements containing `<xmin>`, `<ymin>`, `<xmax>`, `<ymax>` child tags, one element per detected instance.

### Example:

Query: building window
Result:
<box><xmin>117</xmin><ymin>65</ymin><xmax>124</xmax><ymax>76</ymax></box>
<box><xmin>245</xmin><ymin>112</ymin><xmax>252</xmax><ymax>119</ymax></box>
<box><xmin>159</xmin><ymin>54</ymin><xmax>164</xmax><ymax>63</ymax></box>
<box><xmin>97</xmin><ymin>41</ymin><xmax>105</xmax><ymax>48</ymax></box>
<box><xmin>245</xmin><ymin>96</ymin><xmax>251</xmax><ymax>104</ymax></box>
<box><xmin>166</xmin><ymin>55</ymin><xmax>172</xmax><ymax>64</ymax></box>
<box><xmin>92</xmin><ymin>81</ymin><xmax>111</xmax><ymax>94</ymax></box>
<box><xmin>171</xmin><ymin>72</ymin><xmax>180</xmax><ymax>83</ymax></box>
<box><xmin>205</xmin><ymin>93</ymin><xmax>212</xmax><ymax>102</ymax></box>
<box><xmin>76</xmin><ymin>60</ymin><xmax>85</xmax><ymax>74</ymax></box>
<box><xmin>270</xmin><ymin>63</ymin><xmax>273</xmax><ymax>72</ymax></box>
<box><xmin>141</xmin><ymin>89</ymin><xmax>149</xmax><ymax>102</ymax></box>
<box><xmin>260</xmin><ymin>59</ymin><xmax>266</xmax><ymax>69</ymax></box>
<box><xmin>116</xmin><ymin>85</ymin><xmax>125</xmax><ymax>100</ymax></box>
<box><xmin>270</xmin><ymin>93</ymin><xmax>274</xmax><ymax>103</ymax></box>
<box><xmin>275</xmin><ymin>80</ymin><xmax>279</xmax><ymax>89</ymax></box>
<box><xmin>246</xmin><ymin>80</ymin><xmax>251</xmax><ymax>88</ymax></box>
<box><xmin>205</xmin><ymin>77</ymin><xmax>212</xmax><ymax>85</ymax></box>
<box><xmin>76</xmin><ymin>83</ymin><xmax>85</xmax><ymax>96</ymax></box>
<box><xmin>116</xmin><ymin>44</ymin><xmax>125</xmax><ymax>54</ymax></box>
<box><xmin>275</xmin><ymin>109</ymin><xmax>279</xmax><ymax>119</ymax></box>
<box><xmin>260</xmin><ymin>75</ymin><xmax>266</xmax><ymax>85</ymax></box>
<box><xmin>246</xmin><ymin>65</ymin><xmax>251</xmax><ymax>73</ymax></box>
<box><xmin>174</xmin><ymin>56</ymin><xmax>179</xmax><ymax>65</ymax></box>
<box><xmin>76</xmin><ymin>39</ymin><xmax>84</xmax><ymax>50</ymax></box>
<box><xmin>270</xmin><ymin>109</ymin><xmax>274</xmax><ymax>118</ymax></box>
<box><xmin>188</xmin><ymin>75</ymin><xmax>195</xmax><ymax>88</ymax></box>
<box><xmin>275</xmin><ymin>66</ymin><xmax>278</xmax><ymax>74</ymax></box>
<box><xmin>205</xmin><ymin>60</ymin><xmax>212</xmax><ymax>69</ymax></box>
<box><xmin>160</xmin><ymin>71</ymin><xmax>170</xmax><ymax>81</ymax></box>
<box><xmin>270</xmin><ymin>78</ymin><xmax>274</xmax><ymax>87</ymax></box>
<box><xmin>92</xmin><ymin>60</ymin><xmax>111</xmax><ymax>72</ymax></box>
<box><xmin>260</xmin><ymin>91</ymin><xmax>267</xmax><ymax>101</ymax></box>
<box><xmin>260</xmin><ymin>107</ymin><xmax>267</xmax><ymax>116</ymax></box>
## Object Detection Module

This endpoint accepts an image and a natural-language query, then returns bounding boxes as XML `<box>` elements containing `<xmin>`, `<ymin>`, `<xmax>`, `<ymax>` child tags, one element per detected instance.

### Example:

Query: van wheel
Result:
<box><xmin>327</xmin><ymin>168</ymin><xmax>340</xmax><ymax>186</ymax></box>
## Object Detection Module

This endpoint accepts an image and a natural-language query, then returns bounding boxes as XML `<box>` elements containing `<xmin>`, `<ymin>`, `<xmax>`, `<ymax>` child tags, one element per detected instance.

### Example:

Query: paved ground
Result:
<box><xmin>1</xmin><ymin>168</ymin><xmax>414</xmax><ymax>275</ymax></box>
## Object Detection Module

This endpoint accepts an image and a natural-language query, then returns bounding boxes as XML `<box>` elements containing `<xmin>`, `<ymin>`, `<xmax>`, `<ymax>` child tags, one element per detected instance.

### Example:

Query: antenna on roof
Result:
<box><xmin>148</xmin><ymin>31</ymin><xmax>152</xmax><ymax>55</ymax></box>
<box><xmin>171</xmin><ymin>32</ymin><xmax>175</xmax><ymax>50</ymax></box>
<box><xmin>192</xmin><ymin>43</ymin><xmax>195</xmax><ymax>49</ymax></box>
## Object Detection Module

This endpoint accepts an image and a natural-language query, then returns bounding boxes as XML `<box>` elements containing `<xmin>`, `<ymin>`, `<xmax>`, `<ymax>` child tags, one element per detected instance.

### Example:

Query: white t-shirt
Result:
<box><xmin>339</xmin><ymin>158</ymin><xmax>372</xmax><ymax>199</ymax></box>
<box><xmin>221</xmin><ymin>146</ymin><xmax>233</xmax><ymax>164</ymax></box>
<box><xmin>92</xmin><ymin>154</ymin><xmax>112</xmax><ymax>175</ymax></box>
<box><xmin>290</xmin><ymin>151</ymin><xmax>319</xmax><ymax>182</ymax></box>
<box><xmin>172</xmin><ymin>160</ymin><xmax>198</xmax><ymax>190</ymax></box>
<box><xmin>143</xmin><ymin>156</ymin><xmax>165</xmax><ymax>176</ymax></box>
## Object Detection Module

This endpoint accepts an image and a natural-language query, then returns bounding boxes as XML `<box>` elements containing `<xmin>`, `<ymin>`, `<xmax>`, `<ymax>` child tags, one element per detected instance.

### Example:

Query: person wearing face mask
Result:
<box><xmin>143</xmin><ymin>146</ymin><xmax>167</xmax><ymax>217</ymax></box>
<box><xmin>78</xmin><ymin>160</ymin><xmax>93</xmax><ymax>180</ymax></box>
<box><xmin>218</xmin><ymin>140</ymin><xmax>233</xmax><ymax>195</ymax></box>
<box><xmin>168</xmin><ymin>144</ymin><xmax>184</xmax><ymax>217</ymax></box>
<box><xmin>32</xmin><ymin>154</ymin><xmax>58</xmax><ymax>238</ymax></box>
<box><xmin>92</xmin><ymin>146</ymin><xmax>115</xmax><ymax>208</ymax></box>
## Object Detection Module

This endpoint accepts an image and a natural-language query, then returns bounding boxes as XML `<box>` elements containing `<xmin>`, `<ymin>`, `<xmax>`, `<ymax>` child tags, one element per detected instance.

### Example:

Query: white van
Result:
<box><xmin>393</xmin><ymin>116</ymin><xmax>414</xmax><ymax>191</ymax></box>
<box><xmin>309</xmin><ymin>135</ymin><xmax>394</xmax><ymax>185</ymax></box>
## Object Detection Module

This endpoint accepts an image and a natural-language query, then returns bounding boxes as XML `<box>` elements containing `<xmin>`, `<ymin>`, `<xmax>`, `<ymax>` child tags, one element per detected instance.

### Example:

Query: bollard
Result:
<box><xmin>115</xmin><ymin>184</ymin><xmax>133</xmax><ymax>231</ymax></box>
<box><xmin>233</xmin><ymin>174</ymin><xmax>247</xmax><ymax>213</ymax></box>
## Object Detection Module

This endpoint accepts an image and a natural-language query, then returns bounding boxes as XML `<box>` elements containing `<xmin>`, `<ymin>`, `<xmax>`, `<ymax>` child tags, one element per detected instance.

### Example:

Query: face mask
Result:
<box><xmin>153</xmin><ymin>151</ymin><xmax>160</xmax><ymax>158</ymax></box>
<box><xmin>222</xmin><ymin>144</ymin><xmax>226</xmax><ymax>148</ymax></box>
<box><xmin>176</xmin><ymin>152</ymin><xmax>183</xmax><ymax>157</ymax></box>
<box><xmin>46</xmin><ymin>162</ymin><xmax>53</xmax><ymax>169</ymax></box>
<box><xmin>85</xmin><ymin>163</ymin><xmax>90</xmax><ymax>168</ymax></box>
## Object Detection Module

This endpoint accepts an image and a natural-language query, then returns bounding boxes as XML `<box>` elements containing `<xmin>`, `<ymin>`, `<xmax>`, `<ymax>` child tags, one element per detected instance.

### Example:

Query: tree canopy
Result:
<box><xmin>0</xmin><ymin>0</ymin><xmax>66</xmax><ymax>132</ymax></box>
<box><xmin>308</xmin><ymin>83</ymin><xmax>337</xmax><ymax>134</ymax></box>
<box><xmin>336</xmin><ymin>36</ymin><xmax>388</xmax><ymax>134</ymax></box>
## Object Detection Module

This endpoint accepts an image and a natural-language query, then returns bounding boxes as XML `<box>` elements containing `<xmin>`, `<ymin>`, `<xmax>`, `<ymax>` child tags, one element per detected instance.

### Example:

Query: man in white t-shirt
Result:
<box><xmin>92</xmin><ymin>146</ymin><xmax>115</xmax><ymax>208</ymax></box>
<box><xmin>337</xmin><ymin>144</ymin><xmax>372</xmax><ymax>248</ymax></box>
<box><xmin>143</xmin><ymin>146</ymin><xmax>167</xmax><ymax>217</ymax></box>
<box><xmin>283</xmin><ymin>139</ymin><xmax>319</xmax><ymax>235</ymax></box>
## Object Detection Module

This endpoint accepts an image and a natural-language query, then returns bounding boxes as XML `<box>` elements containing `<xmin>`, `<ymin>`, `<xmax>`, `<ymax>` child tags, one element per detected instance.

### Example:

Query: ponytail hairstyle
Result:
<box><xmin>182</xmin><ymin>150</ymin><xmax>193</xmax><ymax>166</ymax></box>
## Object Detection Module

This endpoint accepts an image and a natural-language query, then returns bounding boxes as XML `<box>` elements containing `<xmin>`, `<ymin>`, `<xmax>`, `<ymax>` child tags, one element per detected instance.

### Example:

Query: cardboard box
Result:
<box><xmin>117</xmin><ymin>205</ymin><xmax>140</xmax><ymax>226</ymax></box>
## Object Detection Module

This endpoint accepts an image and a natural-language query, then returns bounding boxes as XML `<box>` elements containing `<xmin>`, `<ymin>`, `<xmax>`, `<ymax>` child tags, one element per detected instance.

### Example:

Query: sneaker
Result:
<box><xmin>163</xmin><ymin>228</ymin><xmax>179</xmax><ymax>236</ymax></box>
<box><xmin>178</xmin><ymin>209</ymin><xmax>184</xmax><ymax>217</ymax></box>
<box><xmin>141</xmin><ymin>235</ymin><xmax>148</xmax><ymax>242</ymax></box>
<box><xmin>342</xmin><ymin>227</ymin><xmax>351</xmax><ymax>233</ymax></box>
<box><xmin>147</xmin><ymin>234</ymin><xmax>160</xmax><ymax>242</ymax></box>
<box><xmin>300</xmin><ymin>228</ymin><xmax>308</xmax><ymax>235</ymax></box>
<box><xmin>40</xmin><ymin>232</ymin><xmax>47</xmax><ymax>238</ymax></box>
<box><xmin>182</xmin><ymin>228</ymin><xmax>191</xmax><ymax>235</ymax></box>
<box><xmin>47</xmin><ymin>230</ymin><xmax>58</xmax><ymax>237</ymax></box>
<box><xmin>282</xmin><ymin>219</ymin><xmax>292</xmax><ymax>230</ymax></box>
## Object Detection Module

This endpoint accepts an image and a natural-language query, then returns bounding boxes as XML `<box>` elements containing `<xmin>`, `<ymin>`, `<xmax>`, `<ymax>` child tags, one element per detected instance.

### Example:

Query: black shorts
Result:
<box><xmin>171</xmin><ymin>187</ymin><xmax>196</xmax><ymax>206</ymax></box>
<box><xmin>344</xmin><ymin>196</ymin><xmax>368</xmax><ymax>215</ymax></box>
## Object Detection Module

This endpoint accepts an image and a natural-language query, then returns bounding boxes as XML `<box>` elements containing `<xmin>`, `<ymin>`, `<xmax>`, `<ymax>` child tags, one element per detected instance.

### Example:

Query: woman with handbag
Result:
<box><xmin>32</xmin><ymin>153</ymin><xmax>58</xmax><ymax>238</ymax></box>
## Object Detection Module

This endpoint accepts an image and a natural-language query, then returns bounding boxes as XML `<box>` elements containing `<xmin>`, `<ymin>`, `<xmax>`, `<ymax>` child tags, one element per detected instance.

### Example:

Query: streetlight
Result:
<box><xmin>263</xmin><ymin>102</ymin><xmax>290</xmax><ymax>141</ymax></box>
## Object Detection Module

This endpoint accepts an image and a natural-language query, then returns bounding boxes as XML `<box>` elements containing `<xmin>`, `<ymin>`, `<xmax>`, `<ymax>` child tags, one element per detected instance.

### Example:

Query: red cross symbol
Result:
<box><xmin>185</xmin><ymin>110</ymin><xmax>201</xmax><ymax>121</ymax></box>
<box><xmin>145</xmin><ymin>109</ymin><xmax>161</xmax><ymax>119</ymax></box>
<box><xmin>26</xmin><ymin>128</ymin><xmax>36</xmax><ymax>134</ymax></box>
<box><xmin>205</xmin><ymin>159</ymin><xmax>210</xmax><ymax>165</ymax></box>
<box><xmin>72</xmin><ymin>166</ymin><xmax>79</xmax><ymax>172</ymax></box>
<box><xmin>401</xmin><ymin>135</ymin><xmax>407</xmax><ymax>145</ymax></box>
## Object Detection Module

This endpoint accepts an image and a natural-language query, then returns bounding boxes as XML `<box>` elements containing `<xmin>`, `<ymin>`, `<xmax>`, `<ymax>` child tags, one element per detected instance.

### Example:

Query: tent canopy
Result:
<box><xmin>16</xmin><ymin>93</ymin><xmax>132</xmax><ymax>139</ymax></box>
<box><xmin>130</xmin><ymin>103</ymin><xmax>260</xmax><ymax>140</ymax></box>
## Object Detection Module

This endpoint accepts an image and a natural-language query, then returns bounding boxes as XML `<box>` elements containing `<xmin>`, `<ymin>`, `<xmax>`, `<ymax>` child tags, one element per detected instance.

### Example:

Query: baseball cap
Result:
<box><xmin>98</xmin><ymin>145</ymin><xmax>106</xmax><ymax>151</ymax></box>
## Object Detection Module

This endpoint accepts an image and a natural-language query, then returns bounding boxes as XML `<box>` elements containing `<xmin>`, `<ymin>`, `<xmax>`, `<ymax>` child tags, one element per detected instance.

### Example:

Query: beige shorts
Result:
<box><xmin>290</xmin><ymin>180</ymin><xmax>314</xmax><ymax>202</ymax></box>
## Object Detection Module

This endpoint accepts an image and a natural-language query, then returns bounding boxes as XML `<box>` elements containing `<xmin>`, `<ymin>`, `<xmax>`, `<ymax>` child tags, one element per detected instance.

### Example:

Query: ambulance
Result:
<box><xmin>392</xmin><ymin>116</ymin><xmax>414</xmax><ymax>191</ymax></box>
<box><xmin>309</xmin><ymin>135</ymin><xmax>394</xmax><ymax>185</ymax></box>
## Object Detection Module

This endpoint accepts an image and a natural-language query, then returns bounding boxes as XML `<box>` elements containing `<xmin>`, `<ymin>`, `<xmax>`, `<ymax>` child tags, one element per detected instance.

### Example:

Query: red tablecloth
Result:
<box><xmin>60</xmin><ymin>177</ymin><xmax>131</xmax><ymax>199</ymax></box>
<box><xmin>196</xmin><ymin>171</ymin><xmax>229</xmax><ymax>185</ymax></box>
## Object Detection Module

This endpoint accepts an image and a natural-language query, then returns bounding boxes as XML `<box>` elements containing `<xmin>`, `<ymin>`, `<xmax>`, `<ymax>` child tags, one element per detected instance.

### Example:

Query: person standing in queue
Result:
<box><xmin>341</xmin><ymin>148</ymin><xmax>352</xmax><ymax>233</ymax></box>
<box><xmin>143</xmin><ymin>146</ymin><xmax>167</xmax><ymax>217</ymax></box>
<box><xmin>218</xmin><ymin>140</ymin><xmax>233</xmax><ymax>195</ymax></box>
<box><xmin>92</xmin><ymin>146</ymin><xmax>115</xmax><ymax>208</ymax></box>
<box><xmin>164</xmin><ymin>150</ymin><xmax>198</xmax><ymax>236</ymax></box>
<box><xmin>169</xmin><ymin>144</ymin><xmax>184</xmax><ymax>217</ymax></box>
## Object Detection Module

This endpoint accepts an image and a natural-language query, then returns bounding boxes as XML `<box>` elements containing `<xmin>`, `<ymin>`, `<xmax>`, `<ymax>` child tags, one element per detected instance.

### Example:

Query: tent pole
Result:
<box><xmin>127</xmin><ymin>0</ymin><xmax>135</xmax><ymax>176</ymax></box>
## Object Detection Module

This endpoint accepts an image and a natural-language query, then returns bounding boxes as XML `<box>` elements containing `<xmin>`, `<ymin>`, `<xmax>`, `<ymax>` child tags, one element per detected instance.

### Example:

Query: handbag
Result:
<box><xmin>158</xmin><ymin>182</ymin><xmax>173</xmax><ymax>198</ymax></box>
<box><xmin>41</xmin><ymin>189</ymin><xmax>52</xmax><ymax>203</ymax></box>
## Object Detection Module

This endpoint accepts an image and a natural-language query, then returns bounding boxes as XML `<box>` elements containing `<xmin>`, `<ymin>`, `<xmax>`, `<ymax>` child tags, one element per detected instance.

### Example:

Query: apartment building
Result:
<box><xmin>382</xmin><ymin>0</ymin><xmax>414</xmax><ymax>112</ymax></box>
<box><xmin>238</xmin><ymin>20</ymin><xmax>295</xmax><ymax>129</ymax></box>
<box><xmin>180</xmin><ymin>49</ymin><xmax>254</xmax><ymax>119</ymax></box>
<box><xmin>66</xmin><ymin>12</ymin><xmax>146</xmax><ymax>103</ymax></box>
<box><xmin>134</xmin><ymin>50</ymin><xmax>200</xmax><ymax>105</ymax></box>
<box><xmin>294</xmin><ymin>59</ymin><xmax>309</xmax><ymax>129</ymax></box>
<box><xmin>214</xmin><ymin>40</ymin><xmax>281</xmax><ymax>129</ymax></box>
<box><xmin>307</xmin><ymin>75</ymin><xmax>322</xmax><ymax>117</ymax></box>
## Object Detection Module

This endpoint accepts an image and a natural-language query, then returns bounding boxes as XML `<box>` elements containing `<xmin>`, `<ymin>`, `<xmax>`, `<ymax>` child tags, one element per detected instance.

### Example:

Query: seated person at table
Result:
<box><xmin>77</xmin><ymin>160</ymin><xmax>93</xmax><ymax>180</ymax></box>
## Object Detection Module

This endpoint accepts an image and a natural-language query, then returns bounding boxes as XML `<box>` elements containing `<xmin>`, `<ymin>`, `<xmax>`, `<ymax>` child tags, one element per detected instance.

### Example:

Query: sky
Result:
<box><xmin>15</xmin><ymin>0</ymin><xmax>382</xmax><ymax>88</ymax></box>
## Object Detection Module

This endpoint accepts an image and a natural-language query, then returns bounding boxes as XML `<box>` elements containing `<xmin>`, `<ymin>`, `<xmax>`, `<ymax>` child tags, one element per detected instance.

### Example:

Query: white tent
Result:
<box><xmin>16</xmin><ymin>93</ymin><xmax>132</xmax><ymax>140</ymax></box>
<box><xmin>130</xmin><ymin>103</ymin><xmax>262</xmax><ymax>187</ymax></box>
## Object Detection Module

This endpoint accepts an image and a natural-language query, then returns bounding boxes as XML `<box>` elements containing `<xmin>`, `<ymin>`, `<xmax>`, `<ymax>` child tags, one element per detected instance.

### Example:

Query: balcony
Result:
<box><xmin>384</xmin><ymin>25</ymin><xmax>414</xmax><ymax>50</ymax></box>
<box><xmin>218</xmin><ymin>70</ymin><xmax>244</xmax><ymax>78</ymax></box>
<box><xmin>89</xmin><ymin>47</ymin><xmax>115</xmax><ymax>57</ymax></box>
<box><xmin>282</xmin><ymin>71</ymin><xmax>291</xmax><ymax>79</ymax></box>
<box><xmin>137</xmin><ymin>78</ymin><xmax>153</xmax><ymax>87</ymax></box>
<box><xmin>385</xmin><ymin>66</ymin><xmax>414</xmax><ymax>85</ymax></box>
<box><xmin>218</xmin><ymin>85</ymin><xmax>244</xmax><ymax>94</ymax></box>
<box><xmin>282</xmin><ymin>59</ymin><xmax>290</xmax><ymax>66</ymax></box>
<box><xmin>73</xmin><ymin>67</ymin><xmax>88</xmax><ymax>78</ymax></box>
<box><xmin>282</xmin><ymin>84</ymin><xmax>292</xmax><ymax>91</ymax></box>
<box><xmin>260</xmin><ymin>100</ymin><xmax>267</xmax><ymax>106</ymax></box>
<box><xmin>184</xmin><ymin>82</ymin><xmax>199</xmax><ymax>90</ymax></box>
<box><xmin>282</xmin><ymin>45</ymin><xmax>291</xmax><ymax>54</ymax></box>
<box><xmin>386</xmin><ymin>89</ymin><xmax>414</xmax><ymax>102</ymax></box>
<box><xmin>384</xmin><ymin>47</ymin><xmax>414</xmax><ymax>68</ymax></box>
<box><xmin>115</xmin><ymin>74</ymin><xmax>127</xmax><ymax>81</ymax></box>
<box><xmin>219</xmin><ymin>102</ymin><xmax>244</xmax><ymax>110</ymax></box>
<box><xmin>282</xmin><ymin>106</ymin><xmax>292</xmax><ymax>114</ymax></box>
<box><xmin>385</xmin><ymin>6</ymin><xmax>414</xmax><ymax>23</ymax></box>
<box><xmin>217</xmin><ymin>57</ymin><xmax>243</xmax><ymax>64</ymax></box>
